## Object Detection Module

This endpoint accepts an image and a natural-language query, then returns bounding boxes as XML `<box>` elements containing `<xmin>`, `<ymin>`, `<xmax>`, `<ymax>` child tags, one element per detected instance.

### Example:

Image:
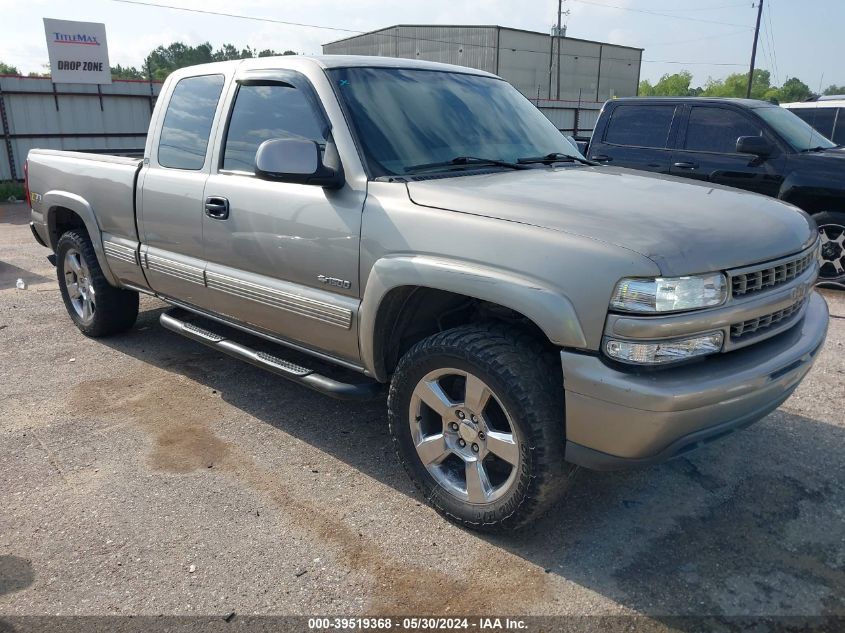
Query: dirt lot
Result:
<box><xmin>1</xmin><ymin>202</ymin><xmax>843</xmax><ymax>625</ymax></box>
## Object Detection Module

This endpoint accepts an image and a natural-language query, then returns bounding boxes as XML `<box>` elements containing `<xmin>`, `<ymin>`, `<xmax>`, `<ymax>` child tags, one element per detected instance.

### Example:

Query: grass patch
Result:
<box><xmin>0</xmin><ymin>181</ymin><xmax>24</xmax><ymax>201</ymax></box>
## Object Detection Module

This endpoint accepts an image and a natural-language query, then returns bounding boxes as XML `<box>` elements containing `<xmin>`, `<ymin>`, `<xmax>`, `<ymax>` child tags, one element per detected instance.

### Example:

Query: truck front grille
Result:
<box><xmin>730</xmin><ymin>297</ymin><xmax>806</xmax><ymax>340</ymax></box>
<box><xmin>730</xmin><ymin>248</ymin><xmax>816</xmax><ymax>298</ymax></box>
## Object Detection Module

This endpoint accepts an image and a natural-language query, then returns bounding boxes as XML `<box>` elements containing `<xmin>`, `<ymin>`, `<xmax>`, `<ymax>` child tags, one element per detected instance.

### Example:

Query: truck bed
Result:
<box><xmin>27</xmin><ymin>149</ymin><xmax>143</xmax><ymax>247</ymax></box>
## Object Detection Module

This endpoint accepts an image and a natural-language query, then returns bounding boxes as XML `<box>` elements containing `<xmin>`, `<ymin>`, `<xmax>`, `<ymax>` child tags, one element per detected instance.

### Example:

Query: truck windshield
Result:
<box><xmin>755</xmin><ymin>106</ymin><xmax>837</xmax><ymax>151</ymax></box>
<box><xmin>328</xmin><ymin>67</ymin><xmax>580</xmax><ymax>177</ymax></box>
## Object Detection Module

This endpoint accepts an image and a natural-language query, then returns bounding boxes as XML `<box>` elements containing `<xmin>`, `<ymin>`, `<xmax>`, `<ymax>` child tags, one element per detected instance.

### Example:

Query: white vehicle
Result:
<box><xmin>781</xmin><ymin>97</ymin><xmax>845</xmax><ymax>146</ymax></box>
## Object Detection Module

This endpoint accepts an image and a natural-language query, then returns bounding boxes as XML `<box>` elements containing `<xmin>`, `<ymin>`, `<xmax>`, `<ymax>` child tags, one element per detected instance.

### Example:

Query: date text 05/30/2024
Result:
<box><xmin>307</xmin><ymin>617</ymin><xmax>528</xmax><ymax>630</ymax></box>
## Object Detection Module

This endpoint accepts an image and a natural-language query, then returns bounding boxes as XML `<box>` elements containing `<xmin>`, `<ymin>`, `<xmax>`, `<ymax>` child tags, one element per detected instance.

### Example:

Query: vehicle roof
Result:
<box><xmin>609</xmin><ymin>96</ymin><xmax>777</xmax><ymax>109</ymax></box>
<box><xmin>168</xmin><ymin>55</ymin><xmax>497</xmax><ymax>79</ymax></box>
<box><xmin>782</xmin><ymin>100</ymin><xmax>845</xmax><ymax>109</ymax></box>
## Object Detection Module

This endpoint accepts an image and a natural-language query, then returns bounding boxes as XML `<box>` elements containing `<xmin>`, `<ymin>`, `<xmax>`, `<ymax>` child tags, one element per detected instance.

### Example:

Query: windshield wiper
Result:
<box><xmin>801</xmin><ymin>146</ymin><xmax>830</xmax><ymax>153</ymax></box>
<box><xmin>404</xmin><ymin>156</ymin><xmax>530</xmax><ymax>174</ymax></box>
<box><xmin>517</xmin><ymin>152</ymin><xmax>598</xmax><ymax>166</ymax></box>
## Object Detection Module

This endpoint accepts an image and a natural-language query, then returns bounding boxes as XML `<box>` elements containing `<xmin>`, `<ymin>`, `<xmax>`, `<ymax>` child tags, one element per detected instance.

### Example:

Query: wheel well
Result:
<box><xmin>48</xmin><ymin>206</ymin><xmax>86</xmax><ymax>249</ymax></box>
<box><xmin>782</xmin><ymin>192</ymin><xmax>844</xmax><ymax>215</ymax></box>
<box><xmin>372</xmin><ymin>286</ymin><xmax>554</xmax><ymax>378</ymax></box>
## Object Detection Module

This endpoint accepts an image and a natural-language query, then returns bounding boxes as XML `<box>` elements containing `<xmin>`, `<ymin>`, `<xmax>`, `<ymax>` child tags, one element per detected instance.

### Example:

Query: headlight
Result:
<box><xmin>605</xmin><ymin>332</ymin><xmax>724</xmax><ymax>365</ymax></box>
<box><xmin>610</xmin><ymin>273</ymin><xmax>727</xmax><ymax>313</ymax></box>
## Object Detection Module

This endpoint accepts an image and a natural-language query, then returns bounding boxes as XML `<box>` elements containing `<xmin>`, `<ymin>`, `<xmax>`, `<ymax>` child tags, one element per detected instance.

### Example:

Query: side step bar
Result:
<box><xmin>160</xmin><ymin>309</ymin><xmax>382</xmax><ymax>401</ymax></box>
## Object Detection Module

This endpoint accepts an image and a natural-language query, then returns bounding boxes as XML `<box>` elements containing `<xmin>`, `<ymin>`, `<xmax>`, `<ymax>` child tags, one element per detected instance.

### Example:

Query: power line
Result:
<box><xmin>764</xmin><ymin>0</ymin><xmax>780</xmax><ymax>83</ymax></box>
<box><xmin>629</xmin><ymin>2</ymin><xmax>750</xmax><ymax>12</ymax></box>
<box><xmin>648</xmin><ymin>60</ymin><xmax>746</xmax><ymax>66</ymax></box>
<box><xmin>568</xmin><ymin>0</ymin><xmax>754</xmax><ymax>28</ymax></box>
<box><xmin>110</xmin><ymin>0</ymin><xmax>747</xmax><ymax>68</ymax></box>
<box><xmin>112</xmin><ymin>0</ymin><xmax>361</xmax><ymax>34</ymax></box>
<box><xmin>648</xmin><ymin>27</ymin><xmax>750</xmax><ymax>47</ymax></box>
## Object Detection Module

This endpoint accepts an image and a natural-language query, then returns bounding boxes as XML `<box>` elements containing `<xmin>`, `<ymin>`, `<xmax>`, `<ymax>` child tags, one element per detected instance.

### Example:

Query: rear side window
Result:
<box><xmin>222</xmin><ymin>83</ymin><xmax>326</xmax><ymax>172</ymax></box>
<box><xmin>604</xmin><ymin>105</ymin><xmax>675</xmax><ymax>148</ymax></box>
<box><xmin>789</xmin><ymin>107</ymin><xmax>836</xmax><ymax>139</ymax></box>
<box><xmin>684</xmin><ymin>107</ymin><xmax>763</xmax><ymax>153</ymax></box>
<box><xmin>158</xmin><ymin>74</ymin><xmax>225</xmax><ymax>170</ymax></box>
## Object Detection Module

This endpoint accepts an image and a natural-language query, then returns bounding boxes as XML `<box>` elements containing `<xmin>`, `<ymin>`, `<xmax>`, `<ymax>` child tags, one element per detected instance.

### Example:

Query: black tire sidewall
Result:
<box><xmin>56</xmin><ymin>230</ymin><xmax>138</xmax><ymax>337</ymax></box>
<box><xmin>815</xmin><ymin>210</ymin><xmax>845</xmax><ymax>285</ymax></box>
<box><xmin>389</xmin><ymin>330</ymin><xmax>566</xmax><ymax>530</ymax></box>
<box><xmin>56</xmin><ymin>231</ymin><xmax>95</xmax><ymax>334</ymax></box>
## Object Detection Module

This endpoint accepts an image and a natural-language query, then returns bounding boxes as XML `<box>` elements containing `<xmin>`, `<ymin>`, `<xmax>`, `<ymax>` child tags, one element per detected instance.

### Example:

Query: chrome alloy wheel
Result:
<box><xmin>819</xmin><ymin>223</ymin><xmax>845</xmax><ymax>280</ymax></box>
<box><xmin>64</xmin><ymin>248</ymin><xmax>95</xmax><ymax>323</ymax></box>
<box><xmin>409</xmin><ymin>368</ymin><xmax>520</xmax><ymax>504</ymax></box>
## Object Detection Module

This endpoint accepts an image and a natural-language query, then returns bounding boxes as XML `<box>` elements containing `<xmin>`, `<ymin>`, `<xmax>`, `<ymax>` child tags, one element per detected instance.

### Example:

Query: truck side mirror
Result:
<box><xmin>254</xmin><ymin>138</ymin><xmax>344</xmax><ymax>189</ymax></box>
<box><xmin>736</xmin><ymin>136</ymin><xmax>774</xmax><ymax>157</ymax></box>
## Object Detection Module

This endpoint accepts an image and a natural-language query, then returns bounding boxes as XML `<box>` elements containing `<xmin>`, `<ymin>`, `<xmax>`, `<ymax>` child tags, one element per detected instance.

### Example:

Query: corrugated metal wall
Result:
<box><xmin>533</xmin><ymin>99</ymin><xmax>602</xmax><ymax>135</ymax></box>
<box><xmin>322</xmin><ymin>25</ymin><xmax>640</xmax><ymax>132</ymax></box>
<box><xmin>323</xmin><ymin>25</ymin><xmax>498</xmax><ymax>73</ymax></box>
<box><xmin>0</xmin><ymin>76</ymin><xmax>161</xmax><ymax>180</ymax></box>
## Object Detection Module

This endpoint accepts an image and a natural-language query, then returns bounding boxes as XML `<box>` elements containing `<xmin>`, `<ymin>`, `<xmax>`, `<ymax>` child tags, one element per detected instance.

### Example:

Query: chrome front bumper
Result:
<box><xmin>562</xmin><ymin>291</ymin><xmax>829</xmax><ymax>470</ymax></box>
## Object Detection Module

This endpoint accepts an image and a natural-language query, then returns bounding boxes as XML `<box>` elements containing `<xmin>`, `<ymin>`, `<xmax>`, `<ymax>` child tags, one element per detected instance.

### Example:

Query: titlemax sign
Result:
<box><xmin>43</xmin><ymin>18</ymin><xmax>111</xmax><ymax>84</ymax></box>
<box><xmin>52</xmin><ymin>32</ymin><xmax>102</xmax><ymax>45</ymax></box>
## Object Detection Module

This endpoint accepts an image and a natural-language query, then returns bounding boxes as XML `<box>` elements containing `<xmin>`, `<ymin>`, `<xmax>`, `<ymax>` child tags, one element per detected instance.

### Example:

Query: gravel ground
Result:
<box><xmin>0</xmin><ymin>202</ymin><xmax>843</xmax><ymax>625</ymax></box>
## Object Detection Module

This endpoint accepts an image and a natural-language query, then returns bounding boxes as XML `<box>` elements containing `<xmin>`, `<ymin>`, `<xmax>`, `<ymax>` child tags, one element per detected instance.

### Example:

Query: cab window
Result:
<box><xmin>684</xmin><ymin>107</ymin><xmax>763</xmax><ymax>154</ymax></box>
<box><xmin>603</xmin><ymin>105</ymin><xmax>676</xmax><ymax>149</ymax></box>
<box><xmin>222</xmin><ymin>83</ymin><xmax>326</xmax><ymax>173</ymax></box>
<box><xmin>158</xmin><ymin>74</ymin><xmax>225</xmax><ymax>170</ymax></box>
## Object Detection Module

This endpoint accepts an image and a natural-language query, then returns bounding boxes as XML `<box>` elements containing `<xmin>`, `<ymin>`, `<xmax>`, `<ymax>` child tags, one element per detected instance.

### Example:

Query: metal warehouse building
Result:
<box><xmin>322</xmin><ymin>25</ymin><xmax>643</xmax><ymax>133</ymax></box>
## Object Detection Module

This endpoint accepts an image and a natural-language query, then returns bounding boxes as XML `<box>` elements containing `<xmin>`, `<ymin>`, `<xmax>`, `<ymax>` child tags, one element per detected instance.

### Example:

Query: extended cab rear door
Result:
<box><xmin>138</xmin><ymin>69</ymin><xmax>230</xmax><ymax>308</ymax></box>
<box><xmin>670</xmin><ymin>103</ymin><xmax>786</xmax><ymax>197</ymax></box>
<box><xmin>587</xmin><ymin>101</ymin><xmax>681</xmax><ymax>173</ymax></box>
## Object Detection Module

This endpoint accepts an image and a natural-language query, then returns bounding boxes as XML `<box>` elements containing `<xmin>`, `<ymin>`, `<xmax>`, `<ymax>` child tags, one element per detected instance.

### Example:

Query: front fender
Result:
<box><xmin>358</xmin><ymin>255</ymin><xmax>587</xmax><ymax>379</ymax></box>
<box><xmin>43</xmin><ymin>190</ymin><xmax>118</xmax><ymax>286</ymax></box>
<box><xmin>779</xmin><ymin>171</ymin><xmax>845</xmax><ymax>213</ymax></box>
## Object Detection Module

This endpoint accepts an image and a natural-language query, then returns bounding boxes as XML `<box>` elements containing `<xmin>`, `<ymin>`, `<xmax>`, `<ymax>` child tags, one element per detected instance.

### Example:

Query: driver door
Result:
<box><xmin>671</xmin><ymin>105</ymin><xmax>785</xmax><ymax>198</ymax></box>
<box><xmin>201</xmin><ymin>73</ymin><xmax>365</xmax><ymax>363</ymax></box>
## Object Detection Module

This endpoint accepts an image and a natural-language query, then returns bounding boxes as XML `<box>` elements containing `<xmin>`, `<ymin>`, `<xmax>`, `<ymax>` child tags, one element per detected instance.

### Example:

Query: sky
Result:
<box><xmin>1</xmin><ymin>0</ymin><xmax>843</xmax><ymax>90</ymax></box>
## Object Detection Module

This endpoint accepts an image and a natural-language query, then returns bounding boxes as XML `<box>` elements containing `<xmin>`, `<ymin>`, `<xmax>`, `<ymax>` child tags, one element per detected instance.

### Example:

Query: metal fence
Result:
<box><xmin>0</xmin><ymin>75</ymin><xmax>162</xmax><ymax>181</ymax></box>
<box><xmin>0</xmin><ymin>72</ymin><xmax>601</xmax><ymax>182</ymax></box>
<box><xmin>535</xmin><ymin>98</ymin><xmax>602</xmax><ymax>136</ymax></box>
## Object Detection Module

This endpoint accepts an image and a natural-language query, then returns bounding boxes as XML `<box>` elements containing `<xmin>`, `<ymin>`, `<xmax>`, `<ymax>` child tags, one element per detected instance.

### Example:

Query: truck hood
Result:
<box><xmin>406</xmin><ymin>166</ymin><xmax>817</xmax><ymax>276</ymax></box>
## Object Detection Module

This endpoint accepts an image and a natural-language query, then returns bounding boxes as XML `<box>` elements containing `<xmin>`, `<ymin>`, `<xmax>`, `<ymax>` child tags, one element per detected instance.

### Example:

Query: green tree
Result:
<box><xmin>823</xmin><ymin>84</ymin><xmax>845</xmax><ymax>96</ymax></box>
<box><xmin>212</xmin><ymin>44</ymin><xmax>259</xmax><ymax>62</ymax></box>
<box><xmin>0</xmin><ymin>61</ymin><xmax>20</xmax><ymax>75</ymax></box>
<box><xmin>775</xmin><ymin>77</ymin><xmax>813</xmax><ymax>103</ymax></box>
<box><xmin>26</xmin><ymin>64</ymin><xmax>51</xmax><ymax>78</ymax></box>
<box><xmin>111</xmin><ymin>64</ymin><xmax>144</xmax><ymax>80</ymax></box>
<box><xmin>145</xmin><ymin>42</ymin><xmax>214</xmax><ymax>80</ymax></box>
<box><xmin>639</xmin><ymin>71</ymin><xmax>694</xmax><ymax>97</ymax></box>
<box><xmin>144</xmin><ymin>42</ymin><xmax>288</xmax><ymax>80</ymax></box>
<box><xmin>702</xmin><ymin>69</ymin><xmax>772</xmax><ymax>99</ymax></box>
<box><xmin>655</xmin><ymin>71</ymin><xmax>693</xmax><ymax>96</ymax></box>
<box><xmin>638</xmin><ymin>79</ymin><xmax>655</xmax><ymax>96</ymax></box>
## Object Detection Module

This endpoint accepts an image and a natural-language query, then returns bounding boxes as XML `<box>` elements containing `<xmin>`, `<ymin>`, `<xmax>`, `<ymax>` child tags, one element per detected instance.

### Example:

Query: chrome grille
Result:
<box><xmin>730</xmin><ymin>248</ymin><xmax>816</xmax><ymax>298</ymax></box>
<box><xmin>730</xmin><ymin>297</ymin><xmax>806</xmax><ymax>340</ymax></box>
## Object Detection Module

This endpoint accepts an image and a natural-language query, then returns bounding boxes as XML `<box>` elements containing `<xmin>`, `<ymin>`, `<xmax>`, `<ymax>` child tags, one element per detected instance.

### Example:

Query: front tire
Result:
<box><xmin>388</xmin><ymin>324</ymin><xmax>576</xmax><ymax>532</ymax></box>
<box><xmin>56</xmin><ymin>230</ymin><xmax>139</xmax><ymax>337</ymax></box>
<box><xmin>816</xmin><ymin>210</ymin><xmax>845</xmax><ymax>287</ymax></box>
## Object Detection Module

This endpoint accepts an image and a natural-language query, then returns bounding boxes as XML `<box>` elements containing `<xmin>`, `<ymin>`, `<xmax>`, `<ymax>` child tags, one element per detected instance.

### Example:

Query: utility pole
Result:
<box><xmin>556</xmin><ymin>0</ymin><xmax>562</xmax><ymax>100</ymax></box>
<box><xmin>746</xmin><ymin>0</ymin><xmax>764</xmax><ymax>98</ymax></box>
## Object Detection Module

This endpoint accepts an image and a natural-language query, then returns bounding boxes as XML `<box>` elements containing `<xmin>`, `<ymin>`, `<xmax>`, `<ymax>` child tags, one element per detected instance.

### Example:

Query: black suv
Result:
<box><xmin>584</xmin><ymin>97</ymin><xmax>845</xmax><ymax>285</ymax></box>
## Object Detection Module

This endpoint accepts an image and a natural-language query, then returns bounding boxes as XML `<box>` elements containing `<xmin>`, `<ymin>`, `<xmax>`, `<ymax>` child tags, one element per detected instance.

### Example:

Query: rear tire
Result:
<box><xmin>815</xmin><ymin>210</ymin><xmax>845</xmax><ymax>287</ymax></box>
<box><xmin>388</xmin><ymin>323</ymin><xmax>577</xmax><ymax>532</ymax></box>
<box><xmin>56</xmin><ymin>230</ymin><xmax>139</xmax><ymax>337</ymax></box>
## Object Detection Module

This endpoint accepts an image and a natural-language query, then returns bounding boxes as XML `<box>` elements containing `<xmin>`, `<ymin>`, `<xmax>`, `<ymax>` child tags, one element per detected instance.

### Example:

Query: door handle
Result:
<box><xmin>205</xmin><ymin>196</ymin><xmax>229</xmax><ymax>220</ymax></box>
<box><xmin>673</xmin><ymin>161</ymin><xmax>699</xmax><ymax>169</ymax></box>
<box><xmin>590</xmin><ymin>154</ymin><xmax>612</xmax><ymax>162</ymax></box>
